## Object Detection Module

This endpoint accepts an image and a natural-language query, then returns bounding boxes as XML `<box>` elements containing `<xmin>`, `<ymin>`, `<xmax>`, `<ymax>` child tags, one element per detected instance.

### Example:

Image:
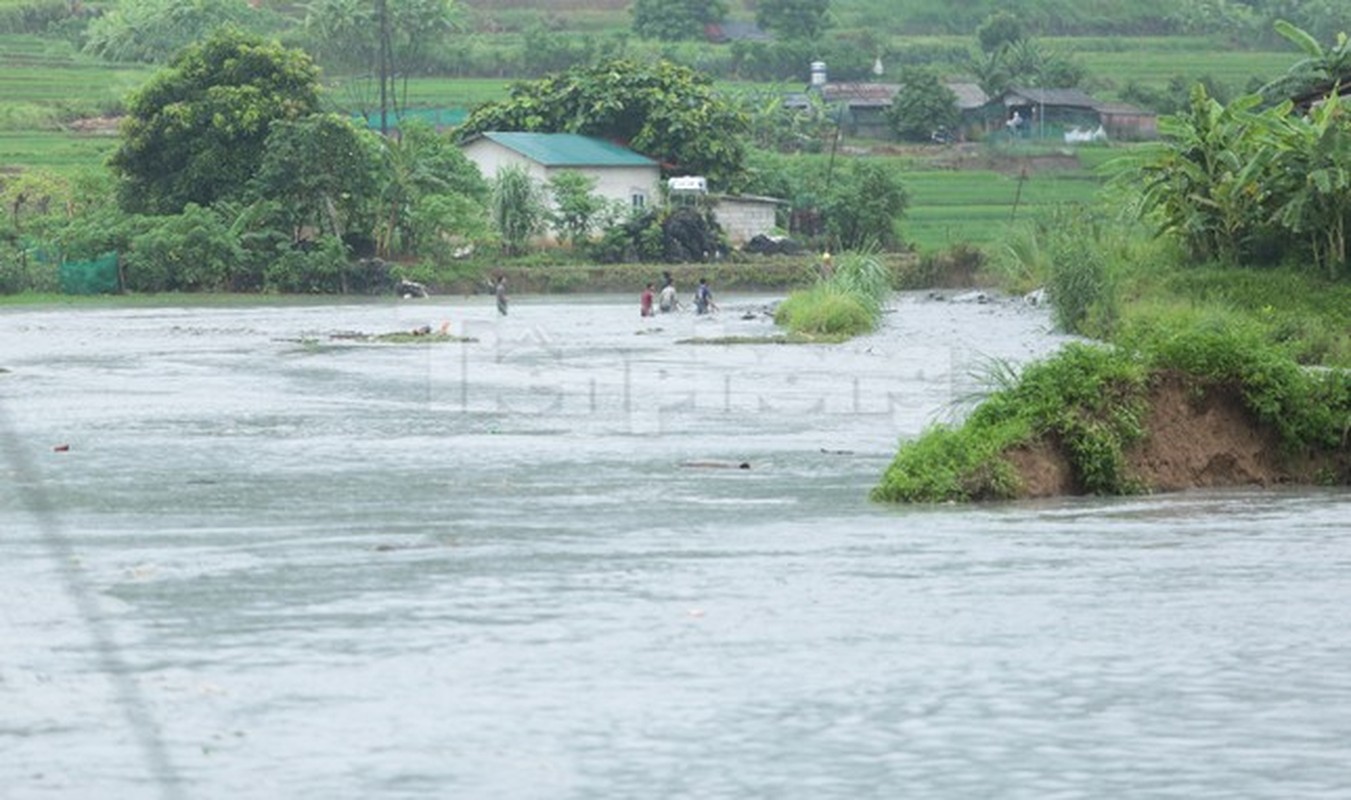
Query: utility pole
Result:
<box><xmin>378</xmin><ymin>0</ymin><xmax>391</xmax><ymax>136</ymax></box>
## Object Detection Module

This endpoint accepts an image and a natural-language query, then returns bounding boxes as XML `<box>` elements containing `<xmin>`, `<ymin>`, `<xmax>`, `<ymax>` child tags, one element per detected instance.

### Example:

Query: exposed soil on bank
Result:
<box><xmin>1008</xmin><ymin>375</ymin><xmax>1349</xmax><ymax>497</ymax></box>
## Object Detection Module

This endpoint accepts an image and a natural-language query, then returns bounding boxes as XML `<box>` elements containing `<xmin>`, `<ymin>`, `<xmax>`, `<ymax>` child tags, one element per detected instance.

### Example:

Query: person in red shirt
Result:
<box><xmin>640</xmin><ymin>282</ymin><xmax>655</xmax><ymax>317</ymax></box>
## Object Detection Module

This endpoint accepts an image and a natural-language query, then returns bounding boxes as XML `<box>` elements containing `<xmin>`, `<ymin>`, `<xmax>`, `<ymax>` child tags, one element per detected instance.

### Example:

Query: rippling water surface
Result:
<box><xmin>2</xmin><ymin>294</ymin><xmax>1349</xmax><ymax>799</ymax></box>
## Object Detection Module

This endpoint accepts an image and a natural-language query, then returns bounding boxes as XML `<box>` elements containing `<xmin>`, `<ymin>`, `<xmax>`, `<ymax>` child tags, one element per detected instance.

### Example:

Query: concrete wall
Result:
<box><xmin>713</xmin><ymin>197</ymin><xmax>779</xmax><ymax>245</ymax></box>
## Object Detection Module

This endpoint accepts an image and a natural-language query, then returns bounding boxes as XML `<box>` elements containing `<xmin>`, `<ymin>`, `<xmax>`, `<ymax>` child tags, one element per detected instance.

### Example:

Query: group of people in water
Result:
<box><xmin>490</xmin><ymin>271</ymin><xmax>716</xmax><ymax>318</ymax></box>
<box><xmin>640</xmin><ymin>271</ymin><xmax>717</xmax><ymax>317</ymax></box>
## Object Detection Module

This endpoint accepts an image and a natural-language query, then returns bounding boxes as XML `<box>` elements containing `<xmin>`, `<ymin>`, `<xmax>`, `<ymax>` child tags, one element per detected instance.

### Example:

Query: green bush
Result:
<box><xmin>124</xmin><ymin>205</ymin><xmax>242</xmax><ymax>292</ymax></box>
<box><xmin>874</xmin><ymin>322</ymin><xmax>1351</xmax><ymax>503</ymax></box>
<box><xmin>1137</xmin><ymin>321</ymin><xmax>1351</xmax><ymax>451</ymax></box>
<box><xmin>263</xmin><ymin>236</ymin><xmax>351</xmax><ymax>294</ymax></box>
<box><xmin>775</xmin><ymin>250</ymin><xmax>890</xmax><ymax>338</ymax></box>
<box><xmin>0</xmin><ymin>1</ymin><xmax>70</xmax><ymax>35</ymax></box>
<box><xmin>1047</xmin><ymin>224</ymin><xmax>1112</xmax><ymax>335</ymax></box>
<box><xmin>0</xmin><ymin>241</ymin><xmax>58</xmax><ymax>294</ymax></box>
<box><xmin>774</xmin><ymin>284</ymin><xmax>874</xmax><ymax>337</ymax></box>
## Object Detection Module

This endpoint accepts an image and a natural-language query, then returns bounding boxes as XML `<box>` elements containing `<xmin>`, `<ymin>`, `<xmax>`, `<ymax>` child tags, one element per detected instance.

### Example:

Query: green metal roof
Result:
<box><xmin>478</xmin><ymin>132</ymin><xmax>658</xmax><ymax>167</ymax></box>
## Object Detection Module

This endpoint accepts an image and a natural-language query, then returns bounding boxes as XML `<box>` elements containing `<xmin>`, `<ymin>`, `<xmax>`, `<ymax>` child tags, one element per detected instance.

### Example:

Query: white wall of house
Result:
<box><xmin>563</xmin><ymin>165</ymin><xmax>661</xmax><ymax>213</ymax></box>
<box><xmin>460</xmin><ymin>138</ymin><xmax>662</xmax><ymax>236</ymax></box>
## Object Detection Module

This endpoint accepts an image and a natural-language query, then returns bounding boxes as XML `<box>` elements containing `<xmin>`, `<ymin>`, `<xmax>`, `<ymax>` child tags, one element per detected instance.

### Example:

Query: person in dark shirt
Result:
<box><xmin>693</xmin><ymin>278</ymin><xmax>717</xmax><ymax>314</ymax></box>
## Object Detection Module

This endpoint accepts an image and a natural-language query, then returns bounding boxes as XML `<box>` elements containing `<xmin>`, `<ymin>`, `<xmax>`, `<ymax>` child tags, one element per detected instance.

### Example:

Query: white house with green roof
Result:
<box><xmin>460</xmin><ymin>132</ymin><xmax>662</xmax><ymax>227</ymax></box>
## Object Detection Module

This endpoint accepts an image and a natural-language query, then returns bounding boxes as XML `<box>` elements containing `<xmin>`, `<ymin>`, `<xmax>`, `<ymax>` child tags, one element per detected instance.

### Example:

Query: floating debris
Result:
<box><xmin>327</xmin><ymin>328</ymin><xmax>478</xmax><ymax>344</ymax></box>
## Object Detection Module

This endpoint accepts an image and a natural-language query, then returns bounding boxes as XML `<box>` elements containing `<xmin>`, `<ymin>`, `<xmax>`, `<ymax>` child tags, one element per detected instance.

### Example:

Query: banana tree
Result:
<box><xmin>1270</xmin><ymin>91</ymin><xmax>1351</xmax><ymax>278</ymax></box>
<box><xmin>1133</xmin><ymin>86</ymin><xmax>1280</xmax><ymax>264</ymax></box>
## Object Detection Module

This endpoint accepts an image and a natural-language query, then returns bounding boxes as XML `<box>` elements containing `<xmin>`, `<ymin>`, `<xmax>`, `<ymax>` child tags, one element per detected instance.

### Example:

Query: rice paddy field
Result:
<box><xmin>899</xmin><ymin>150</ymin><xmax>1111</xmax><ymax>251</ymax></box>
<box><xmin>0</xmin><ymin>35</ymin><xmax>146</xmax><ymax>113</ymax></box>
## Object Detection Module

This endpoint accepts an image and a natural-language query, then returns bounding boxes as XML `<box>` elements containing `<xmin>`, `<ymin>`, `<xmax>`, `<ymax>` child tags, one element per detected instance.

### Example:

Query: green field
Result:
<box><xmin>0</xmin><ymin>130</ymin><xmax>117</xmax><ymax>172</ymax></box>
<box><xmin>0</xmin><ymin>35</ymin><xmax>148</xmax><ymax>111</ymax></box>
<box><xmin>325</xmin><ymin>76</ymin><xmax>512</xmax><ymax>111</ymax></box>
<box><xmin>901</xmin><ymin>163</ymin><xmax>1104</xmax><ymax>251</ymax></box>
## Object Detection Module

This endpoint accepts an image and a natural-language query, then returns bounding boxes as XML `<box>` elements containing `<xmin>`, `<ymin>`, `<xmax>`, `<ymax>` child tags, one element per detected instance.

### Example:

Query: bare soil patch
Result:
<box><xmin>66</xmin><ymin>116</ymin><xmax>122</xmax><ymax>135</ymax></box>
<box><xmin>1010</xmin><ymin>375</ymin><xmax>1348</xmax><ymax>496</ymax></box>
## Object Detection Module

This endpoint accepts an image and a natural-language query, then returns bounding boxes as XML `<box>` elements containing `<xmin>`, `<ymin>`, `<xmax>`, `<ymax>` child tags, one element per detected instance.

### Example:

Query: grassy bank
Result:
<box><xmin>873</xmin><ymin>324</ymin><xmax>1351</xmax><ymax>502</ymax></box>
<box><xmin>875</xmin><ymin>202</ymin><xmax>1351</xmax><ymax>503</ymax></box>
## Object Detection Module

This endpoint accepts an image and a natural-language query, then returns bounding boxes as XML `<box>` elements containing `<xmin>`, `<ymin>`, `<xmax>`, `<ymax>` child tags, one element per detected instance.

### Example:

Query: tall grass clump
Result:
<box><xmin>1043</xmin><ymin>206</ymin><xmax>1131</xmax><ymax>336</ymax></box>
<box><xmin>774</xmin><ymin>250</ymin><xmax>890</xmax><ymax>339</ymax></box>
<box><xmin>988</xmin><ymin>206</ymin><xmax>1122</xmax><ymax>335</ymax></box>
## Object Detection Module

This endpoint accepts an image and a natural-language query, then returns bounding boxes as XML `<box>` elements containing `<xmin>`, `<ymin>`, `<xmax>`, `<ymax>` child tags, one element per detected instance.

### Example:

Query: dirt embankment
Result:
<box><xmin>1007</xmin><ymin>375</ymin><xmax>1348</xmax><ymax>497</ymax></box>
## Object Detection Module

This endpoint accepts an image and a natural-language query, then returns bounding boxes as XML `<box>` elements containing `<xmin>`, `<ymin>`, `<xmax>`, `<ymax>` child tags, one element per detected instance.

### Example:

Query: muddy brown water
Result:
<box><xmin>3</xmin><ymin>294</ymin><xmax>1349</xmax><ymax>799</ymax></box>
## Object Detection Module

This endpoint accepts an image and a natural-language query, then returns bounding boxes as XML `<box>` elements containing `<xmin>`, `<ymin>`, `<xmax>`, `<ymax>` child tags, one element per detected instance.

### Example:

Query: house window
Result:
<box><xmin>631</xmin><ymin>193</ymin><xmax>646</xmax><ymax>210</ymax></box>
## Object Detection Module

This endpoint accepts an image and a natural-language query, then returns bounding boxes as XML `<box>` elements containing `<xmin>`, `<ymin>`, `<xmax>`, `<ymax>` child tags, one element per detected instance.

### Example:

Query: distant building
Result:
<box><xmin>1093</xmin><ymin>102</ymin><xmax>1158</xmax><ymax>141</ymax></box>
<box><xmin>460</xmin><ymin>132</ymin><xmax>661</xmax><ymax>241</ymax></box>
<box><xmin>946</xmin><ymin>82</ymin><xmax>990</xmax><ymax>140</ymax></box>
<box><xmin>993</xmin><ymin>87</ymin><xmax>1102</xmax><ymax>135</ymax></box>
<box><xmin>783</xmin><ymin>61</ymin><xmax>901</xmax><ymax>139</ymax></box>
<box><xmin>704</xmin><ymin>20</ymin><xmax>771</xmax><ymax>43</ymax></box>
<box><xmin>711</xmin><ymin>194</ymin><xmax>786</xmax><ymax>246</ymax></box>
<box><xmin>784</xmin><ymin>63</ymin><xmax>997</xmax><ymax>142</ymax></box>
<box><xmin>983</xmin><ymin>87</ymin><xmax>1157</xmax><ymax>141</ymax></box>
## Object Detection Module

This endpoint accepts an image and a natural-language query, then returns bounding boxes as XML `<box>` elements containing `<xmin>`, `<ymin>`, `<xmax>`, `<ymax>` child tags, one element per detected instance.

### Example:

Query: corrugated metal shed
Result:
<box><xmin>471</xmin><ymin>132</ymin><xmax>657</xmax><ymax>167</ymax></box>
<box><xmin>1000</xmin><ymin>87</ymin><xmax>1100</xmax><ymax>109</ymax></box>
<box><xmin>945</xmin><ymin>82</ymin><xmax>989</xmax><ymax>111</ymax></box>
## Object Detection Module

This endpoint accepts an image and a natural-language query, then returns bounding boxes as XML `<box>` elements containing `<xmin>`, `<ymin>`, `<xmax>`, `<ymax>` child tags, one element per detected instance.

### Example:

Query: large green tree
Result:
<box><xmin>373</xmin><ymin>119</ymin><xmax>488</xmax><ymax>258</ymax></box>
<box><xmin>886</xmin><ymin>67</ymin><xmax>960</xmax><ymax>142</ymax></box>
<box><xmin>251</xmin><ymin>114</ymin><xmax>380</xmax><ymax>242</ymax></box>
<box><xmin>755</xmin><ymin>0</ymin><xmax>832</xmax><ymax>42</ymax></box>
<box><xmin>631</xmin><ymin>0</ymin><xmax>726</xmax><ymax>42</ymax></box>
<box><xmin>460</xmin><ymin>59</ymin><xmax>750</xmax><ymax>189</ymax></box>
<box><xmin>822</xmin><ymin>160</ymin><xmax>909</xmax><ymax>250</ymax></box>
<box><xmin>109</xmin><ymin>28</ymin><xmax>322</xmax><ymax>215</ymax></box>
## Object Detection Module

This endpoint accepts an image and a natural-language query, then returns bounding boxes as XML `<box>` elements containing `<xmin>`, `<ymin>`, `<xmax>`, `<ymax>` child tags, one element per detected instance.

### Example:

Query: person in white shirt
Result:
<box><xmin>659</xmin><ymin>281</ymin><xmax>679</xmax><ymax>312</ymax></box>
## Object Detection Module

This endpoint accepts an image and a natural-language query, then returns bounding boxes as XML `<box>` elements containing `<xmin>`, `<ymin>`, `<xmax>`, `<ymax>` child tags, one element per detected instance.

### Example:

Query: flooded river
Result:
<box><xmin>2</xmin><ymin>293</ymin><xmax>1349</xmax><ymax>799</ymax></box>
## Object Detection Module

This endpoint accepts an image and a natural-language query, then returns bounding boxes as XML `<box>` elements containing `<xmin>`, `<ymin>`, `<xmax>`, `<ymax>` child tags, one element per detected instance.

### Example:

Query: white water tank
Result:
<box><xmin>810</xmin><ymin>61</ymin><xmax>827</xmax><ymax>86</ymax></box>
<box><xmin>669</xmin><ymin>176</ymin><xmax>708</xmax><ymax>194</ymax></box>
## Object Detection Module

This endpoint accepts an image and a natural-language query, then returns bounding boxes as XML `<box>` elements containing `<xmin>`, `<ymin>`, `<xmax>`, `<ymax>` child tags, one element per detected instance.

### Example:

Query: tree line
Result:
<box><xmin>0</xmin><ymin>27</ymin><xmax>910</xmax><ymax>294</ymax></box>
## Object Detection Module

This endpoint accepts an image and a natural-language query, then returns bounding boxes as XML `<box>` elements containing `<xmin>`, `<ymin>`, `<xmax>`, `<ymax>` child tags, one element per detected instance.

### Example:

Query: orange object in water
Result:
<box><xmin>53</xmin><ymin>444</ymin><xmax>70</xmax><ymax>452</ymax></box>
